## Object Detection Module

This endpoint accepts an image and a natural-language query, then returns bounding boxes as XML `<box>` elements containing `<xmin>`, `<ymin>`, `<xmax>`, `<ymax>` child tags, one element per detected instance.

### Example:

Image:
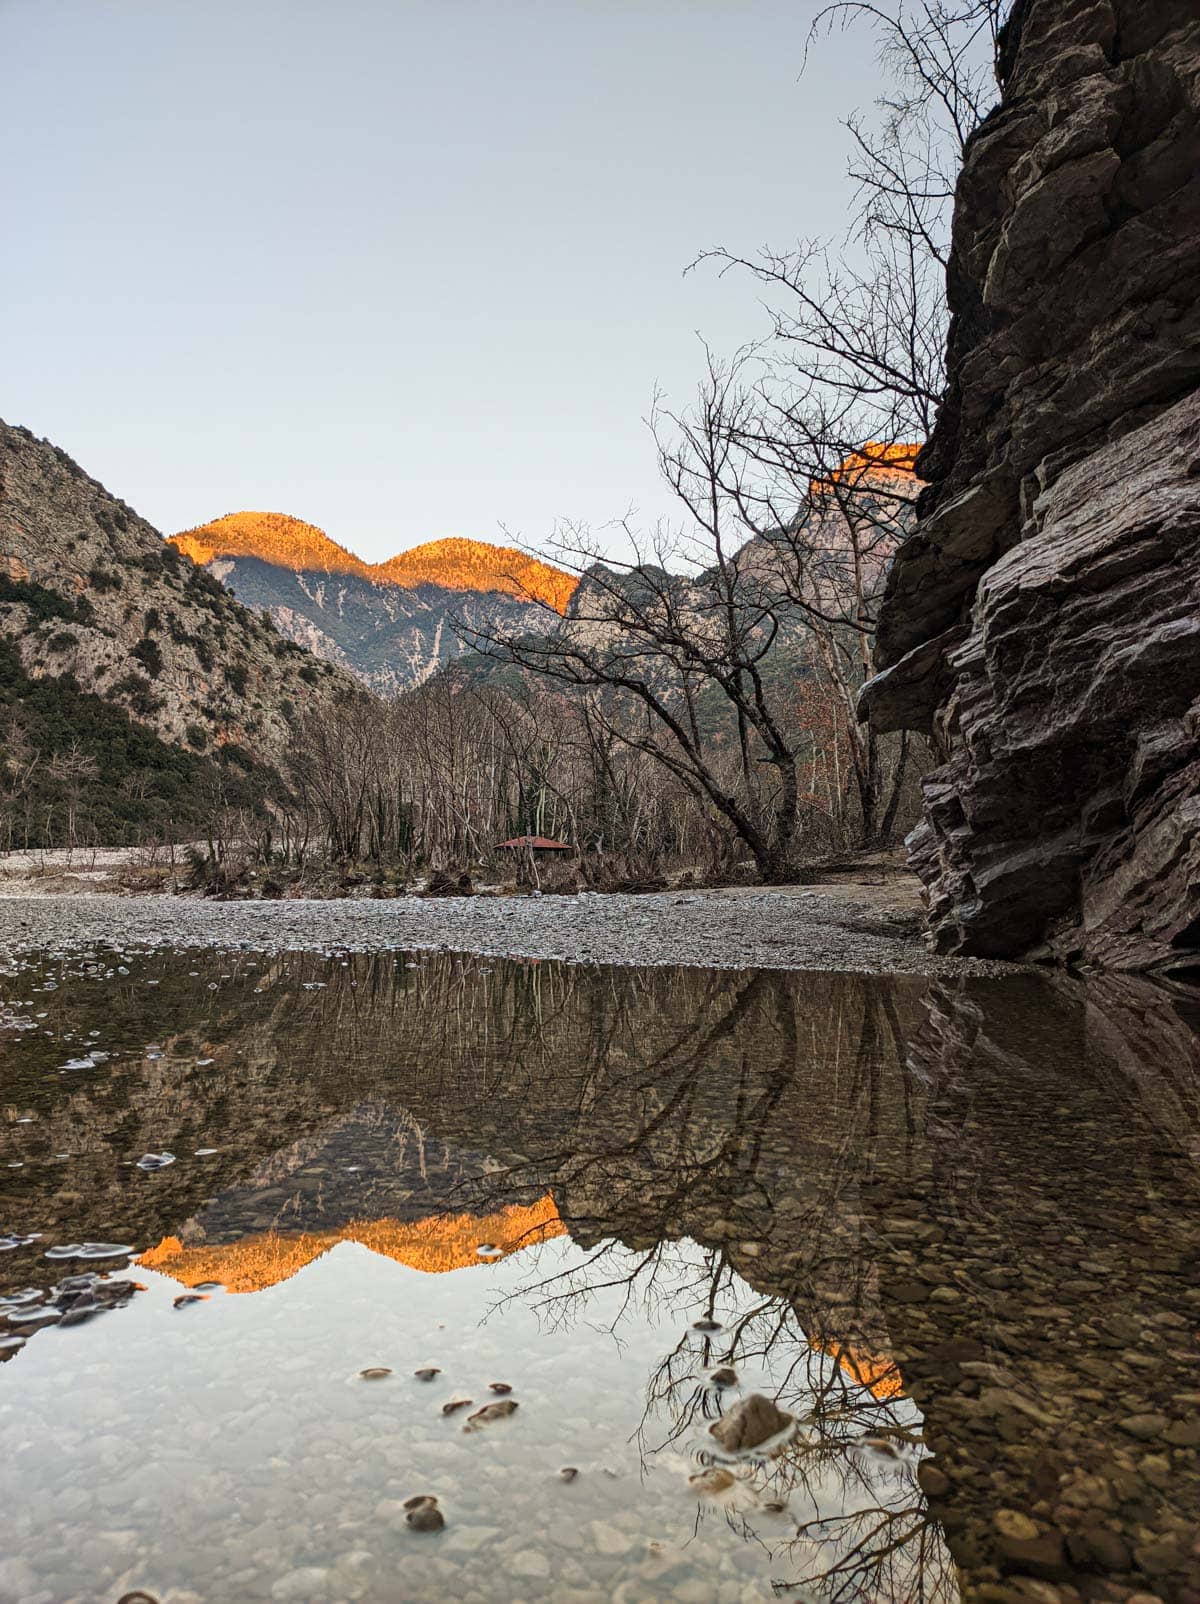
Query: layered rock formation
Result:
<box><xmin>860</xmin><ymin>0</ymin><xmax>1200</xmax><ymax>970</ymax></box>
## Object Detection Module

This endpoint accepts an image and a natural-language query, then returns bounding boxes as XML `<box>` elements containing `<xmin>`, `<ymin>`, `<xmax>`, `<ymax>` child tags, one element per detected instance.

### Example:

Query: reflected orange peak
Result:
<box><xmin>823</xmin><ymin>1341</ymin><xmax>905</xmax><ymax>1401</ymax></box>
<box><xmin>140</xmin><ymin>1194</ymin><xmax>565</xmax><ymax>1294</ymax></box>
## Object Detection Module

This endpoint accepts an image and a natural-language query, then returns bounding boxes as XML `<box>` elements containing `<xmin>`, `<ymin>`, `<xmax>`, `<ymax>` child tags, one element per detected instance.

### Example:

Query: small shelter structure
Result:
<box><xmin>494</xmin><ymin>835</ymin><xmax>574</xmax><ymax>855</ymax></box>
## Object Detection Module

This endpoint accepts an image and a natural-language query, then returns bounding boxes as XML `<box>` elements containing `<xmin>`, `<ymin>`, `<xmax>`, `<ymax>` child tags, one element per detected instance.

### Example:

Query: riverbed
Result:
<box><xmin>0</xmin><ymin>884</ymin><xmax>1011</xmax><ymax>976</ymax></box>
<box><xmin>1</xmin><ymin>941</ymin><xmax>1197</xmax><ymax>1603</ymax></box>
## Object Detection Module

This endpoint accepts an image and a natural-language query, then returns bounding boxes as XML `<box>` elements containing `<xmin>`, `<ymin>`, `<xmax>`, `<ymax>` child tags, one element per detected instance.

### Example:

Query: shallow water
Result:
<box><xmin>0</xmin><ymin>950</ymin><xmax>1197</xmax><ymax>1604</ymax></box>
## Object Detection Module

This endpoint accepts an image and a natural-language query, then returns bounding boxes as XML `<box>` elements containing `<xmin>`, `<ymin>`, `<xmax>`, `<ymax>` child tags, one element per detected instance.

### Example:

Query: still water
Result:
<box><xmin>0</xmin><ymin>949</ymin><xmax>1197</xmax><ymax>1604</ymax></box>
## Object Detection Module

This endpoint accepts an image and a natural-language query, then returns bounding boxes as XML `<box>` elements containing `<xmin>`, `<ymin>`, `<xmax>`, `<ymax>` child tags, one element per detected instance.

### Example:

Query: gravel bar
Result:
<box><xmin>0</xmin><ymin>888</ymin><xmax>1020</xmax><ymax>976</ymax></box>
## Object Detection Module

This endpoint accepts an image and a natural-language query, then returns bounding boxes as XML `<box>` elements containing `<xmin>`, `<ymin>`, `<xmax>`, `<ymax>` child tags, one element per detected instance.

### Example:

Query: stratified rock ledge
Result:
<box><xmin>861</xmin><ymin>0</ymin><xmax>1200</xmax><ymax>971</ymax></box>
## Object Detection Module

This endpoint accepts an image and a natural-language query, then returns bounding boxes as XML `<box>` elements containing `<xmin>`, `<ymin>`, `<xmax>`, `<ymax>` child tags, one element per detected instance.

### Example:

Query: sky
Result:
<box><xmin>4</xmin><ymin>0</ymin><xmax>887</xmax><ymax>562</ymax></box>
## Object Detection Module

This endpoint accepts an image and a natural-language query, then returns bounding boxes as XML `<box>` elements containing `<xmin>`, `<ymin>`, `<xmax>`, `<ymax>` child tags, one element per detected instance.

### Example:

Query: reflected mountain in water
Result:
<box><xmin>1</xmin><ymin>950</ymin><xmax>1198</xmax><ymax>1602</ymax></box>
<box><xmin>142</xmin><ymin>1194</ymin><xmax>565</xmax><ymax>1289</ymax></box>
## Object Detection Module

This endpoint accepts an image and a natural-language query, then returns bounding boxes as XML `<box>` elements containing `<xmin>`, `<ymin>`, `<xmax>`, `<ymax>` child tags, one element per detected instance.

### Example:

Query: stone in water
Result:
<box><xmin>708</xmin><ymin>1393</ymin><xmax>794</xmax><ymax>1454</ymax></box>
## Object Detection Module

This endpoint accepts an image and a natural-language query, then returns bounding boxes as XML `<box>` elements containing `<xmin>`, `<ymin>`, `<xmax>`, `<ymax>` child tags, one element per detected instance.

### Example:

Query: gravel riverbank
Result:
<box><xmin>0</xmin><ymin>885</ymin><xmax>1018</xmax><ymax>975</ymax></box>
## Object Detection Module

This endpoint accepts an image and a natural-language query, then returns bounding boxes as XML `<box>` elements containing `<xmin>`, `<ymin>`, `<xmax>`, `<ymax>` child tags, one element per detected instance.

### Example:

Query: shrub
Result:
<box><xmin>111</xmin><ymin>672</ymin><xmax>163</xmax><ymax>717</ymax></box>
<box><xmin>225</xmin><ymin>662</ymin><xmax>250</xmax><ymax>696</ymax></box>
<box><xmin>132</xmin><ymin>636</ymin><xmax>164</xmax><ymax>678</ymax></box>
<box><xmin>88</xmin><ymin>566</ymin><xmax>121</xmax><ymax>592</ymax></box>
<box><xmin>0</xmin><ymin>638</ymin><xmax>279</xmax><ymax>847</ymax></box>
<box><xmin>0</xmin><ymin>574</ymin><xmax>77</xmax><ymax>624</ymax></box>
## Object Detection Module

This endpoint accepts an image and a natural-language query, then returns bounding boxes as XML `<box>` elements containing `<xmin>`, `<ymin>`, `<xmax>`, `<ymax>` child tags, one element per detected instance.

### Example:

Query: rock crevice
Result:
<box><xmin>861</xmin><ymin>0</ymin><xmax>1200</xmax><ymax>970</ymax></box>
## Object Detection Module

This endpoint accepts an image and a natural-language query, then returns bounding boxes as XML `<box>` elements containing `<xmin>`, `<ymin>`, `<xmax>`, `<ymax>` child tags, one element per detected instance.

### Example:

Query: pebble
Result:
<box><xmin>406</xmin><ymin>1501</ymin><xmax>445</xmax><ymax>1534</ymax></box>
<box><xmin>996</xmin><ymin>1510</ymin><xmax>1041</xmax><ymax>1542</ymax></box>
<box><xmin>0</xmin><ymin>888</ymin><xmax>1008</xmax><ymax>976</ymax></box>
<box><xmin>271</xmin><ymin>1568</ymin><xmax>331</xmax><ymax>1600</ymax></box>
<box><xmin>509</xmin><ymin>1549</ymin><xmax>551</xmax><ymax>1579</ymax></box>
<box><xmin>590</xmin><ymin>1520</ymin><xmax>633</xmax><ymax>1557</ymax></box>
<box><xmin>463</xmin><ymin>1400</ymin><xmax>518</xmax><ymax>1431</ymax></box>
<box><xmin>689</xmin><ymin>1468</ymin><xmax>736</xmax><ymax>1497</ymax></box>
<box><xmin>1118</xmin><ymin>1413</ymin><xmax>1168</xmax><ymax>1440</ymax></box>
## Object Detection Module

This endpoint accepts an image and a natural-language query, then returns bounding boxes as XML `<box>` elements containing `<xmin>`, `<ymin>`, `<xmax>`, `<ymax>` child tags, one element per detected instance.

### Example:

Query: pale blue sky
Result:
<box><xmin>5</xmin><ymin>0</ymin><xmax>884</xmax><ymax>560</ymax></box>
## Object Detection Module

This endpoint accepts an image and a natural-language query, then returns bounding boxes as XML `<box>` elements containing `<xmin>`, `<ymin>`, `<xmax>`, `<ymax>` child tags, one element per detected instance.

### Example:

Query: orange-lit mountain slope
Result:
<box><xmin>375</xmin><ymin>537</ymin><xmax>576</xmax><ymax>612</ymax></box>
<box><xmin>170</xmin><ymin>517</ymin><xmax>577</xmax><ymax>612</ymax></box>
<box><xmin>812</xmin><ymin>441</ymin><xmax>922</xmax><ymax>497</ymax></box>
<box><xmin>171</xmin><ymin>511</ymin><xmax>373</xmax><ymax>578</ymax></box>
<box><xmin>140</xmin><ymin>1194</ymin><xmax>565</xmax><ymax>1294</ymax></box>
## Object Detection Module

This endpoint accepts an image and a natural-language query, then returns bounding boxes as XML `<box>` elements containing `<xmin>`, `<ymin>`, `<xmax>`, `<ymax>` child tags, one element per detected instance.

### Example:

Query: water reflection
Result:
<box><xmin>0</xmin><ymin>951</ymin><xmax>1197</xmax><ymax>1602</ymax></box>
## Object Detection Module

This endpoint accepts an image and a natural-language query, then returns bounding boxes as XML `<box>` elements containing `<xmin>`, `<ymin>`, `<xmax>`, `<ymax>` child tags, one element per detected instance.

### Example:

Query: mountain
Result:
<box><xmin>0</xmin><ymin>421</ymin><xmax>362</xmax><ymax>844</ymax></box>
<box><xmin>169</xmin><ymin>513</ymin><xmax>578</xmax><ymax>694</ymax></box>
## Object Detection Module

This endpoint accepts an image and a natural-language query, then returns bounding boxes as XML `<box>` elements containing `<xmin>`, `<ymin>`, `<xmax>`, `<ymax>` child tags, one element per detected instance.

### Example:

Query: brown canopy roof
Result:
<box><xmin>494</xmin><ymin>834</ymin><xmax>573</xmax><ymax>851</ymax></box>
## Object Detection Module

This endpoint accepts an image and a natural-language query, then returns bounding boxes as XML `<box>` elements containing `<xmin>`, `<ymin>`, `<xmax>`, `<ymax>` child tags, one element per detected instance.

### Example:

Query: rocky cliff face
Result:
<box><xmin>0</xmin><ymin>423</ymin><xmax>359</xmax><ymax>766</ymax></box>
<box><xmin>172</xmin><ymin>514</ymin><xmax>577</xmax><ymax>694</ymax></box>
<box><xmin>860</xmin><ymin>0</ymin><xmax>1200</xmax><ymax>971</ymax></box>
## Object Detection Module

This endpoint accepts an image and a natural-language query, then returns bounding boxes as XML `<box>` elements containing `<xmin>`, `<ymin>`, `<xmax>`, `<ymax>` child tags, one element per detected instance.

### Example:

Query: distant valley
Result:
<box><xmin>170</xmin><ymin>512</ymin><xmax>578</xmax><ymax>693</ymax></box>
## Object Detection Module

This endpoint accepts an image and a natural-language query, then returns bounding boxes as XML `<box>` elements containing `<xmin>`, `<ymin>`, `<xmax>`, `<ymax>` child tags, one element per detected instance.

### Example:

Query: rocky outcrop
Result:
<box><xmin>860</xmin><ymin>0</ymin><xmax>1200</xmax><ymax>970</ymax></box>
<box><xmin>0</xmin><ymin>421</ymin><xmax>361</xmax><ymax>764</ymax></box>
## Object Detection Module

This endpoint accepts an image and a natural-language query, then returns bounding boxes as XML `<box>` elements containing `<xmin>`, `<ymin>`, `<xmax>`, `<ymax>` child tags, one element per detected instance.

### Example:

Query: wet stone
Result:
<box><xmin>997</xmin><ymin>1532</ymin><xmax>1070</xmax><ymax>1581</ymax></box>
<box><xmin>463</xmin><ymin>1400</ymin><xmax>518</xmax><ymax>1432</ymax></box>
<box><xmin>708</xmin><ymin>1394</ymin><xmax>793</xmax><ymax>1454</ymax></box>
<box><xmin>1118</xmin><ymin>1413</ymin><xmax>1168</xmax><ymax>1441</ymax></box>
<box><xmin>406</xmin><ymin>1497</ymin><xmax>445</xmax><ymax>1534</ymax></box>
<box><xmin>1066</xmin><ymin>1527</ymin><xmax>1132</xmax><ymax>1572</ymax></box>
